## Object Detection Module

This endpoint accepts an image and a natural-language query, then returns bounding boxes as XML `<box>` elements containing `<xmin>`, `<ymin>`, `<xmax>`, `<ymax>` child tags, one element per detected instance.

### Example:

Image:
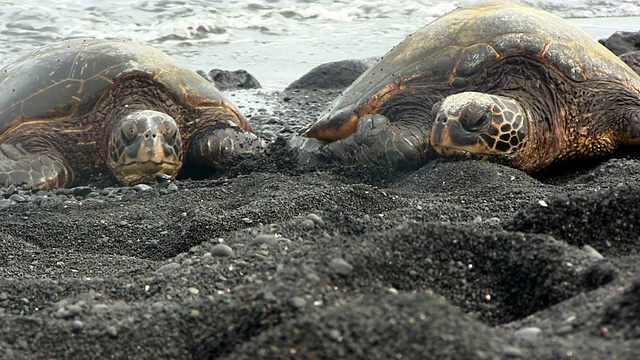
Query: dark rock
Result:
<box><xmin>285</xmin><ymin>58</ymin><xmax>378</xmax><ymax>90</ymax></box>
<box><xmin>620</xmin><ymin>51</ymin><xmax>640</xmax><ymax>75</ymax></box>
<box><xmin>199</xmin><ymin>69</ymin><xmax>261</xmax><ymax>90</ymax></box>
<box><xmin>600</xmin><ymin>30</ymin><xmax>640</xmax><ymax>55</ymax></box>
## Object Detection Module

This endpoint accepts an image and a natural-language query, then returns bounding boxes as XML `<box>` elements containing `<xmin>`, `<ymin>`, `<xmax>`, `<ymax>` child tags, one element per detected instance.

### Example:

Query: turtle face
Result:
<box><xmin>430</xmin><ymin>92</ymin><xmax>528</xmax><ymax>161</ymax></box>
<box><xmin>108</xmin><ymin>110</ymin><xmax>183</xmax><ymax>185</ymax></box>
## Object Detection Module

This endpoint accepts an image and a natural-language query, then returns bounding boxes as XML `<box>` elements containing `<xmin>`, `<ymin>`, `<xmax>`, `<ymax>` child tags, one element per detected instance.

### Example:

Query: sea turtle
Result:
<box><xmin>0</xmin><ymin>39</ymin><xmax>264</xmax><ymax>189</ymax></box>
<box><xmin>290</xmin><ymin>1</ymin><xmax>640</xmax><ymax>172</ymax></box>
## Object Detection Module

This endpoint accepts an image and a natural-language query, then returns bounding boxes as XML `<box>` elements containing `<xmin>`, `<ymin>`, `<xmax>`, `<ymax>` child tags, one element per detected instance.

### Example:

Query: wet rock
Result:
<box><xmin>211</xmin><ymin>244</ymin><xmax>234</xmax><ymax>257</ymax></box>
<box><xmin>620</xmin><ymin>51</ymin><xmax>640</xmax><ymax>75</ymax></box>
<box><xmin>285</xmin><ymin>58</ymin><xmax>378</xmax><ymax>90</ymax></box>
<box><xmin>199</xmin><ymin>69</ymin><xmax>261</xmax><ymax>90</ymax></box>
<box><xmin>600</xmin><ymin>30</ymin><xmax>640</xmax><ymax>55</ymax></box>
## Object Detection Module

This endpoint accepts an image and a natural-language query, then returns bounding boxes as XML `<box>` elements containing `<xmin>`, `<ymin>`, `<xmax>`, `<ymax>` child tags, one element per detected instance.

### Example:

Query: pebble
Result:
<box><xmin>211</xmin><ymin>244</ymin><xmax>234</xmax><ymax>257</ymax></box>
<box><xmin>513</xmin><ymin>327</ymin><xmax>542</xmax><ymax>340</ymax></box>
<box><xmin>502</xmin><ymin>345</ymin><xmax>524</xmax><ymax>358</ymax></box>
<box><xmin>289</xmin><ymin>296</ymin><xmax>307</xmax><ymax>309</ymax></box>
<box><xmin>133</xmin><ymin>184</ymin><xmax>153</xmax><ymax>192</ymax></box>
<box><xmin>554</xmin><ymin>325</ymin><xmax>574</xmax><ymax>335</ymax></box>
<box><xmin>299</xmin><ymin>219</ymin><xmax>315</xmax><ymax>230</ymax></box>
<box><xmin>3</xmin><ymin>184</ymin><xmax>17</xmax><ymax>198</ymax></box>
<box><xmin>582</xmin><ymin>245</ymin><xmax>604</xmax><ymax>260</ymax></box>
<box><xmin>306</xmin><ymin>213</ymin><xmax>325</xmax><ymax>227</ymax></box>
<box><xmin>329</xmin><ymin>258</ymin><xmax>354</xmax><ymax>276</ymax></box>
<box><xmin>155</xmin><ymin>173</ymin><xmax>172</xmax><ymax>183</ymax></box>
<box><xmin>57</xmin><ymin>304</ymin><xmax>82</xmax><ymax>319</ymax></box>
<box><xmin>105</xmin><ymin>325</ymin><xmax>118</xmax><ymax>338</ymax></box>
<box><xmin>155</xmin><ymin>262</ymin><xmax>180</xmax><ymax>274</ymax></box>
<box><xmin>8</xmin><ymin>194</ymin><xmax>26</xmax><ymax>203</ymax></box>
<box><xmin>328</xmin><ymin>329</ymin><xmax>343</xmax><ymax>342</ymax></box>
<box><xmin>167</xmin><ymin>183</ymin><xmax>179</xmax><ymax>192</ymax></box>
<box><xmin>187</xmin><ymin>287</ymin><xmax>200</xmax><ymax>295</ymax></box>
<box><xmin>251</xmin><ymin>234</ymin><xmax>278</xmax><ymax>246</ymax></box>
<box><xmin>70</xmin><ymin>186</ymin><xmax>93</xmax><ymax>197</ymax></box>
<box><xmin>201</xmin><ymin>253</ymin><xmax>213</xmax><ymax>263</ymax></box>
<box><xmin>71</xmin><ymin>320</ymin><xmax>85</xmax><ymax>331</ymax></box>
<box><xmin>0</xmin><ymin>199</ymin><xmax>14</xmax><ymax>208</ymax></box>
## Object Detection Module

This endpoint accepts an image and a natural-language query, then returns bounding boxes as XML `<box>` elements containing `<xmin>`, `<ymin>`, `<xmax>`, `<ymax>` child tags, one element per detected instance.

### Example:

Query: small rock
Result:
<box><xmin>513</xmin><ymin>327</ymin><xmax>542</xmax><ymax>340</ymax></box>
<box><xmin>582</xmin><ymin>245</ymin><xmax>605</xmax><ymax>260</ymax></box>
<box><xmin>329</xmin><ymin>258</ymin><xmax>354</xmax><ymax>276</ymax></box>
<box><xmin>502</xmin><ymin>345</ymin><xmax>524</xmax><ymax>358</ymax></box>
<box><xmin>187</xmin><ymin>287</ymin><xmax>200</xmax><ymax>295</ymax></box>
<box><xmin>211</xmin><ymin>244</ymin><xmax>234</xmax><ymax>257</ymax></box>
<box><xmin>155</xmin><ymin>172</ymin><xmax>172</xmax><ymax>183</ymax></box>
<box><xmin>8</xmin><ymin>194</ymin><xmax>26</xmax><ymax>203</ymax></box>
<box><xmin>207</xmin><ymin>69</ymin><xmax>261</xmax><ymax>90</ymax></box>
<box><xmin>299</xmin><ymin>219</ymin><xmax>315</xmax><ymax>230</ymax></box>
<box><xmin>3</xmin><ymin>184</ymin><xmax>17</xmax><ymax>198</ymax></box>
<box><xmin>57</xmin><ymin>304</ymin><xmax>82</xmax><ymax>319</ymax></box>
<box><xmin>167</xmin><ymin>183</ymin><xmax>179</xmax><ymax>192</ymax></box>
<box><xmin>105</xmin><ymin>326</ymin><xmax>118</xmax><ymax>338</ymax></box>
<box><xmin>71</xmin><ymin>320</ymin><xmax>84</xmax><ymax>331</ymax></box>
<box><xmin>251</xmin><ymin>234</ymin><xmax>278</xmax><ymax>246</ymax></box>
<box><xmin>133</xmin><ymin>184</ymin><xmax>153</xmax><ymax>192</ymax></box>
<box><xmin>328</xmin><ymin>329</ymin><xmax>343</xmax><ymax>342</ymax></box>
<box><xmin>289</xmin><ymin>297</ymin><xmax>307</xmax><ymax>309</ymax></box>
<box><xmin>155</xmin><ymin>262</ymin><xmax>181</xmax><ymax>274</ymax></box>
<box><xmin>70</xmin><ymin>186</ymin><xmax>93</xmax><ymax>197</ymax></box>
<box><xmin>306</xmin><ymin>213</ymin><xmax>325</xmax><ymax>227</ymax></box>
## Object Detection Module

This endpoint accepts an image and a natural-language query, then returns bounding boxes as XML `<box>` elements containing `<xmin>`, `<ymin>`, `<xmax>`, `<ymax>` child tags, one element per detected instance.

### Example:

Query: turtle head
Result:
<box><xmin>108</xmin><ymin>110</ymin><xmax>183</xmax><ymax>185</ymax></box>
<box><xmin>430</xmin><ymin>92</ymin><xmax>529</xmax><ymax>167</ymax></box>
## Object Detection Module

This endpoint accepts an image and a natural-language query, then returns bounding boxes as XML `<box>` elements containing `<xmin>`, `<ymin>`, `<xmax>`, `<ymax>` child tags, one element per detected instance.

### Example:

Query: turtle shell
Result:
<box><xmin>305</xmin><ymin>1</ymin><xmax>640</xmax><ymax>141</ymax></box>
<box><xmin>0</xmin><ymin>39</ymin><xmax>251</xmax><ymax>138</ymax></box>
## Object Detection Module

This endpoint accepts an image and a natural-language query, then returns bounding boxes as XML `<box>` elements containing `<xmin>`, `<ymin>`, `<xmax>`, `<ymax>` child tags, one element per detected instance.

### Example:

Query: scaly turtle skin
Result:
<box><xmin>291</xmin><ymin>1</ymin><xmax>640</xmax><ymax>172</ymax></box>
<box><xmin>0</xmin><ymin>39</ymin><xmax>264</xmax><ymax>189</ymax></box>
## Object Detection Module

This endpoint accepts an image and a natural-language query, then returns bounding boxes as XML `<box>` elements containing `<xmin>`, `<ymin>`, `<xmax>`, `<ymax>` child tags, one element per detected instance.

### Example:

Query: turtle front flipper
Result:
<box><xmin>188</xmin><ymin>121</ymin><xmax>266</xmax><ymax>168</ymax></box>
<box><xmin>0</xmin><ymin>144</ymin><xmax>73</xmax><ymax>189</ymax></box>
<box><xmin>290</xmin><ymin>114</ymin><xmax>433</xmax><ymax>168</ymax></box>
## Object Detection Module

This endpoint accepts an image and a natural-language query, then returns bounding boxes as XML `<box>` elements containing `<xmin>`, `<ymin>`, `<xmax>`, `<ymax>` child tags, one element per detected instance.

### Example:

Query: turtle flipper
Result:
<box><xmin>291</xmin><ymin>114</ymin><xmax>433</xmax><ymax>168</ymax></box>
<box><xmin>188</xmin><ymin>122</ymin><xmax>266</xmax><ymax>168</ymax></box>
<box><xmin>0</xmin><ymin>144</ymin><xmax>73</xmax><ymax>189</ymax></box>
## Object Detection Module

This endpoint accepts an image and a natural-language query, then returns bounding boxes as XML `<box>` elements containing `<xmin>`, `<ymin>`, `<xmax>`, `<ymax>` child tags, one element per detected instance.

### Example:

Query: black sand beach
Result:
<box><xmin>2</xmin><ymin>42</ymin><xmax>640</xmax><ymax>359</ymax></box>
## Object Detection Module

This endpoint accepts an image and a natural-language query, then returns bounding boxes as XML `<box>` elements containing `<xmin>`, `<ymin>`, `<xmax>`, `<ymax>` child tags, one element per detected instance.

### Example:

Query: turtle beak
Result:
<box><xmin>430</xmin><ymin>113</ymin><xmax>487</xmax><ymax>154</ymax></box>
<box><xmin>130</xmin><ymin>130</ymin><xmax>179</xmax><ymax>165</ymax></box>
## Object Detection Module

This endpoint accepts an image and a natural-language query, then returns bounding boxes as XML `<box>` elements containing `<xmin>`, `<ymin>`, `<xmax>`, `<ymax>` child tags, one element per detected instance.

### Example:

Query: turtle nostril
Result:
<box><xmin>437</xmin><ymin>113</ymin><xmax>448</xmax><ymax>124</ymax></box>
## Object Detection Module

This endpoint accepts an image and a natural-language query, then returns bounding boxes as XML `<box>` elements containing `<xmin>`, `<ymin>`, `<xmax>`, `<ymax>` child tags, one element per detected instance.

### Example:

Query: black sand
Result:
<box><xmin>1</xmin><ymin>83</ymin><xmax>640</xmax><ymax>359</ymax></box>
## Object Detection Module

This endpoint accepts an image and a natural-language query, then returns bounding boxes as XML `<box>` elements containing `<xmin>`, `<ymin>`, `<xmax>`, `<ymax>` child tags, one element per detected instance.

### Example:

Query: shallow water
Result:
<box><xmin>1</xmin><ymin>0</ymin><xmax>639</xmax><ymax>89</ymax></box>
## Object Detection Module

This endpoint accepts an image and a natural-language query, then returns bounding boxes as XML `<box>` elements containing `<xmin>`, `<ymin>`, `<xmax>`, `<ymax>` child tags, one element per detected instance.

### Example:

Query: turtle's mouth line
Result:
<box><xmin>431</xmin><ymin>119</ymin><xmax>493</xmax><ymax>155</ymax></box>
<box><xmin>122</xmin><ymin>159</ymin><xmax>181</xmax><ymax>166</ymax></box>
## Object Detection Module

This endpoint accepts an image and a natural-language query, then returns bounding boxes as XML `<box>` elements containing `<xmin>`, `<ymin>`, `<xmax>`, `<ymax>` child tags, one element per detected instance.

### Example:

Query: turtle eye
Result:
<box><xmin>431</xmin><ymin>100</ymin><xmax>444</xmax><ymax>117</ymax></box>
<box><xmin>162</xmin><ymin>121</ymin><xmax>178</xmax><ymax>141</ymax></box>
<box><xmin>461</xmin><ymin>112</ymin><xmax>491</xmax><ymax>132</ymax></box>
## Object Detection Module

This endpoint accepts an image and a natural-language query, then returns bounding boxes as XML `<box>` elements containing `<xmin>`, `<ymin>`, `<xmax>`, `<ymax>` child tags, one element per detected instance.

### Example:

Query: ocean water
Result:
<box><xmin>1</xmin><ymin>0</ymin><xmax>639</xmax><ymax>89</ymax></box>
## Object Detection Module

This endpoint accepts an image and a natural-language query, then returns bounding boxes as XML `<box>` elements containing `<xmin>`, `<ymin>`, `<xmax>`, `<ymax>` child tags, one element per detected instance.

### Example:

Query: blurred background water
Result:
<box><xmin>1</xmin><ymin>0</ymin><xmax>639</xmax><ymax>89</ymax></box>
